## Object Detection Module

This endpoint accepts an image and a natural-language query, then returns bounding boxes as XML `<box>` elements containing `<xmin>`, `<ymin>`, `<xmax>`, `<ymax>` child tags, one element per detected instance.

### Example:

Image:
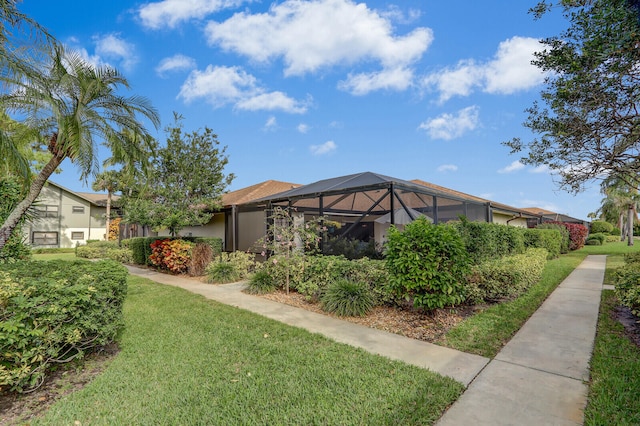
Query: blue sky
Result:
<box><xmin>20</xmin><ymin>0</ymin><xmax>601</xmax><ymax>221</ymax></box>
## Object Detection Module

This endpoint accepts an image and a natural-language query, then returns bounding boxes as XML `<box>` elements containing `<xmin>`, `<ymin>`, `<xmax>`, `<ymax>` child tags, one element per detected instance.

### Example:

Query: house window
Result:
<box><xmin>72</xmin><ymin>206</ymin><xmax>85</xmax><ymax>214</ymax></box>
<box><xmin>71</xmin><ymin>231</ymin><xmax>84</xmax><ymax>240</ymax></box>
<box><xmin>32</xmin><ymin>231</ymin><xmax>58</xmax><ymax>246</ymax></box>
<box><xmin>34</xmin><ymin>205</ymin><xmax>59</xmax><ymax>218</ymax></box>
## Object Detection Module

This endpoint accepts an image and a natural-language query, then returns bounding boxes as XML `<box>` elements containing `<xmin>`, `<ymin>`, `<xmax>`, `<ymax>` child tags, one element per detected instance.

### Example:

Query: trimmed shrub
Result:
<box><xmin>246</xmin><ymin>270</ymin><xmax>276</xmax><ymax>294</ymax></box>
<box><xmin>523</xmin><ymin>228</ymin><xmax>562</xmax><ymax>259</ymax></box>
<box><xmin>76</xmin><ymin>240</ymin><xmax>120</xmax><ymax>259</ymax></box>
<box><xmin>0</xmin><ymin>259</ymin><xmax>128</xmax><ymax>392</ymax></box>
<box><xmin>465</xmin><ymin>248</ymin><xmax>548</xmax><ymax>304</ymax></box>
<box><xmin>586</xmin><ymin>233</ymin><xmax>606</xmax><ymax>245</ymax></box>
<box><xmin>537</xmin><ymin>223</ymin><xmax>570</xmax><ymax>253</ymax></box>
<box><xmin>321</xmin><ymin>279</ymin><xmax>375</xmax><ymax>317</ymax></box>
<box><xmin>615</xmin><ymin>254</ymin><xmax>640</xmax><ymax>317</ymax></box>
<box><xmin>386</xmin><ymin>218</ymin><xmax>469</xmax><ymax>310</ymax></box>
<box><xmin>452</xmin><ymin>219</ymin><xmax>525</xmax><ymax>263</ymax></box>
<box><xmin>605</xmin><ymin>235</ymin><xmax>620</xmax><ymax>243</ymax></box>
<box><xmin>546</xmin><ymin>222</ymin><xmax>588</xmax><ymax>251</ymax></box>
<box><xmin>128</xmin><ymin>237</ymin><xmax>147</xmax><ymax>265</ymax></box>
<box><xmin>590</xmin><ymin>220</ymin><xmax>614</xmax><ymax>234</ymax></box>
<box><xmin>610</xmin><ymin>227</ymin><xmax>621</xmax><ymax>236</ymax></box>
<box><xmin>585</xmin><ymin>239</ymin><xmax>602</xmax><ymax>245</ymax></box>
<box><xmin>149</xmin><ymin>239</ymin><xmax>193</xmax><ymax>274</ymax></box>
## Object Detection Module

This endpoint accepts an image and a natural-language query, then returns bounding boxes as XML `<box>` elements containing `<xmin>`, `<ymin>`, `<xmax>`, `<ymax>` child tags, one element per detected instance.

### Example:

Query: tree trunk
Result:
<box><xmin>619</xmin><ymin>211</ymin><xmax>625</xmax><ymax>241</ymax></box>
<box><xmin>105</xmin><ymin>191</ymin><xmax>111</xmax><ymax>240</ymax></box>
<box><xmin>0</xmin><ymin>153</ymin><xmax>64</xmax><ymax>251</ymax></box>
<box><xmin>628</xmin><ymin>204</ymin><xmax>634</xmax><ymax>246</ymax></box>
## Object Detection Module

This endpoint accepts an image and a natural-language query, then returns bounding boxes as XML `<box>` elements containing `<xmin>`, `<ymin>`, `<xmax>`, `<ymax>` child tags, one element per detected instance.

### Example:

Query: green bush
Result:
<box><xmin>523</xmin><ymin>228</ymin><xmax>562</xmax><ymax>259</ymax></box>
<box><xmin>386</xmin><ymin>218</ymin><xmax>469</xmax><ymax>310</ymax></box>
<box><xmin>205</xmin><ymin>251</ymin><xmax>259</xmax><ymax>283</ymax></box>
<box><xmin>246</xmin><ymin>270</ymin><xmax>276</xmax><ymax>294</ymax></box>
<box><xmin>610</xmin><ymin>227</ymin><xmax>621</xmax><ymax>236</ymax></box>
<box><xmin>606</xmin><ymin>235</ymin><xmax>620</xmax><ymax>243</ymax></box>
<box><xmin>585</xmin><ymin>239</ymin><xmax>602</xmax><ymax>245</ymax></box>
<box><xmin>465</xmin><ymin>248</ymin><xmax>548</xmax><ymax>304</ymax></box>
<box><xmin>321</xmin><ymin>279</ymin><xmax>375</xmax><ymax>317</ymax></box>
<box><xmin>590</xmin><ymin>220</ymin><xmax>614</xmax><ymax>234</ymax></box>
<box><xmin>106</xmin><ymin>247</ymin><xmax>133</xmax><ymax>263</ymax></box>
<box><xmin>615</xmin><ymin>255</ymin><xmax>640</xmax><ymax>317</ymax></box>
<box><xmin>193</xmin><ymin>237</ymin><xmax>223</xmax><ymax>256</ymax></box>
<box><xmin>586</xmin><ymin>233</ymin><xmax>606</xmax><ymax>245</ymax></box>
<box><xmin>452</xmin><ymin>219</ymin><xmax>525</xmax><ymax>263</ymax></box>
<box><xmin>537</xmin><ymin>223</ymin><xmax>570</xmax><ymax>253</ymax></box>
<box><xmin>0</xmin><ymin>177</ymin><xmax>31</xmax><ymax>264</ymax></box>
<box><xmin>0</xmin><ymin>259</ymin><xmax>128</xmax><ymax>392</ymax></box>
<box><xmin>76</xmin><ymin>240</ymin><xmax>120</xmax><ymax>259</ymax></box>
<box><xmin>128</xmin><ymin>237</ymin><xmax>147</xmax><ymax>265</ymax></box>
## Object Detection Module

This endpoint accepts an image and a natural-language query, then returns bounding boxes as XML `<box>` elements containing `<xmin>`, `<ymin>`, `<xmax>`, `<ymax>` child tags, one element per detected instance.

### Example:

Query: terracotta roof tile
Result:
<box><xmin>222</xmin><ymin>180</ymin><xmax>301</xmax><ymax>206</ymax></box>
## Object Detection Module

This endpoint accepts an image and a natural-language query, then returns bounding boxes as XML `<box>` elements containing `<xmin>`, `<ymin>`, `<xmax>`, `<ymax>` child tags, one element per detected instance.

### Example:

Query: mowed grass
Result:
<box><xmin>584</xmin><ymin>290</ymin><xmax>640</xmax><ymax>425</ymax></box>
<box><xmin>438</xmin><ymin>251</ymin><xmax>587</xmax><ymax>357</ymax></box>
<box><xmin>34</xmin><ymin>275</ymin><xmax>463</xmax><ymax>425</ymax></box>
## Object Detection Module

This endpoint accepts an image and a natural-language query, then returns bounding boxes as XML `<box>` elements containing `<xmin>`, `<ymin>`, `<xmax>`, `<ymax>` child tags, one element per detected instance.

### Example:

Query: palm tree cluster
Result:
<box><xmin>592</xmin><ymin>176</ymin><xmax>639</xmax><ymax>246</ymax></box>
<box><xmin>0</xmin><ymin>1</ymin><xmax>159</xmax><ymax>251</ymax></box>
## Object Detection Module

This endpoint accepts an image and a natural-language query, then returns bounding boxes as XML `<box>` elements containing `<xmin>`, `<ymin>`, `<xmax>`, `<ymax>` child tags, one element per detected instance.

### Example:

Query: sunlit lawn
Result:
<box><xmin>33</xmin><ymin>275</ymin><xmax>463</xmax><ymax>425</ymax></box>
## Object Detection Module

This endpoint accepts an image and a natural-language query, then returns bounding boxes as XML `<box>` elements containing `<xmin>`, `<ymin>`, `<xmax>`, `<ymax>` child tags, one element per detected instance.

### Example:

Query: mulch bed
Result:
<box><xmin>613</xmin><ymin>305</ymin><xmax>640</xmax><ymax>348</ymax></box>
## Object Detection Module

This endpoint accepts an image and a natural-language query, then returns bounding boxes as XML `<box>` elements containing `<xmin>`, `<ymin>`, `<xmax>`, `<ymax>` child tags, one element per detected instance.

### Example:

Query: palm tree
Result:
<box><xmin>598</xmin><ymin>176</ymin><xmax>640</xmax><ymax>246</ymax></box>
<box><xmin>92</xmin><ymin>170</ymin><xmax>122</xmax><ymax>240</ymax></box>
<box><xmin>0</xmin><ymin>44</ymin><xmax>160</xmax><ymax>250</ymax></box>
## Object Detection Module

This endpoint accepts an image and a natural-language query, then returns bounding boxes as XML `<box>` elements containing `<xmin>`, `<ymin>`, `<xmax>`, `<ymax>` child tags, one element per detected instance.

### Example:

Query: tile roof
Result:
<box><xmin>222</xmin><ymin>180</ymin><xmax>301</xmax><ymax>206</ymax></box>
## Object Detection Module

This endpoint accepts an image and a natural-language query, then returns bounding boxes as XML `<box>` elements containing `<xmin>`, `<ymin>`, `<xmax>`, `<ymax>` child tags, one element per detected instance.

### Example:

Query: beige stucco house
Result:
<box><xmin>24</xmin><ymin>181</ymin><xmax>112</xmax><ymax>248</ymax></box>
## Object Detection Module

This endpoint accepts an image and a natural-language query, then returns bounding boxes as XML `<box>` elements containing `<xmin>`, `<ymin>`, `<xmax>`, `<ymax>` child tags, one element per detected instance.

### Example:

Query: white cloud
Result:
<box><xmin>156</xmin><ymin>54</ymin><xmax>197</xmax><ymax>77</ymax></box>
<box><xmin>138</xmin><ymin>0</ymin><xmax>250</xmax><ymax>29</ymax></box>
<box><xmin>530</xmin><ymin>164</ymin><xmax>550</xmax><ymax>174</ymax></box>
<box><xmin>437</xmin><ymin>164</ymin><xmax>458</xmax><ymax>172</ymax></box>
<box><xmin>418</xmin><ymin>106</ymin><xmax>479</xmax><ymax>140</ymax></box>
<box><xmin>310</xmin><ymin>140</ymin><xmax>337</xmax><ymax>155</ymax></box>
<box><xmin>379</xmin><ymin>5</ymin><xmax>421</xmax><ymax>25</ymax></box>
<box><xmin>178</xmin><ymin>65</ymin><xmax>308</xmax><ymax>113</ymax></box>
<box><xmin>93</xmin><ymin>33</ymin><xmax>137</xmax><ymax>71</ymax></box>
<box><xmin>263</xmin><ymin>116</ymin><xmax>277</xmax><ymax>131</ymax></box>
<box><xmin>297</xmin><ymin>123</ymin><xmax>309</xmax><ymax>133</ymax></box>
<box><xmin>338</xmin><ymin>67</ymin><xmax>414</xmax><ymax>96</ymax></box>
<box><xmin>236</xmin><ymin>92</ymin><xmax>309</xmax><ymax>114</ymax></box>
<box><xmin>498</xmin><ymin>160</ymin><xmax>525</xmax><ymax>174</ymax></box>
<box><xmin>422</xmin><ymin>36</ymin><xmax>545</xmax><ymax>103</ymax></box>
<box><xmin>205</xmin><ymin>0</ymin><xmax>433</xmax><ymax>86</ymax></box>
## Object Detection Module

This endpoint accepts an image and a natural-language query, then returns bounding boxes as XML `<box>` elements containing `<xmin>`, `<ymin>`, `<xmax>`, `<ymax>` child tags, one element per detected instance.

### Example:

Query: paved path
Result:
<box><xmin>125</xmin><ymin>265</ymin><xmax>489</xmax><ymax>386</ymax></box>
<box><xmin>127</xmin><ymin>254</ymin><xmax>607</xmax><ymax>425</ymax></box>
<box><xmin>436</xmin><ymin>255</ymin><xmax>607</xmax><ymax>426</ymax></box>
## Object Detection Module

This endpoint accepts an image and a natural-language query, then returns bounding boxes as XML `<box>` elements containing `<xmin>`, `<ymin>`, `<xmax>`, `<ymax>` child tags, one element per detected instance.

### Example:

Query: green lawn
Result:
<box><xmin>33</xmin><ymin>275</ymin><xmax>463</xmax><ymax>425</ymax></box>
<box><xmin>31</xmin><ymin>251</ymin><xmax>77</xmax><ymax>261</ymax></box>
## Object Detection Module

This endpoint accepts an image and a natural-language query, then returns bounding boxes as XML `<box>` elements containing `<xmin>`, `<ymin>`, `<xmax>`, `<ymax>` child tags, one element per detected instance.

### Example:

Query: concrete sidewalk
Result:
<box><xmin>436</xmin><ymin>255</ymin><xmax>607</xmax><ymax>426</ymax></box>
<box><xmin>125</xmin><ymin>264</ymin><xmax>489</xmax><ymax>386</ymax></box>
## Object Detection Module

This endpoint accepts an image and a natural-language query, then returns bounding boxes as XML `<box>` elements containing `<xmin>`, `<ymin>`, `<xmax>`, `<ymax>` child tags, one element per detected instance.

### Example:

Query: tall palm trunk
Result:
<box><xmin>628</xmin><ymin>203</ymin><xmax>635</xmax><ymax>246</ymax></box>
<box><xmin>105</xmin><ymin>192</ymin><xmax>111</xmax><ymax>240</ymax></box>
<box><xmin>0</xmin><ymin>151</ymin><xmax>64</xmax><ymax>250</ymax></box>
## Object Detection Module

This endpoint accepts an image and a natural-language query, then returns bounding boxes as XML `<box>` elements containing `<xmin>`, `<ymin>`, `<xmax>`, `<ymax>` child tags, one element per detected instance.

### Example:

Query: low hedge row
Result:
<box><xmin>76</xmin><ymin>241</ymin><xmax>133</xmax><ymax>263</ymax></box>
<box><xmin>465</xmin><ymin>248</ymin><xmax>548</xmax><ymax>304</ymax></box>
<box><xmin>0</xmin><ymin>260</ymin><xmax>128</xmax><ymax>393</ymax></box>
<box><xmin>615</xmin><ymin>252</ymin><xmax>640</xmax><ymax>317</ymax></box>
<box><xmin>127</xmin><ymin>236</ymin><xmax>222</xmax><ymax>266</ymax></box>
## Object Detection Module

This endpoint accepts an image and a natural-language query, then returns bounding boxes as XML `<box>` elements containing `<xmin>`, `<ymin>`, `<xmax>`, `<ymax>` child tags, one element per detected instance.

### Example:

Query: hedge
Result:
<box><xmin>590</xmin><ymin>220</ymin><xmax>613</xmax><ymax>234</ymax></box>
<box><xmin>0</xmin><ymin>260</ymin><xmax>128</xmax><ymax>392</ymax></box>
<box><xmin>126</xmin><ymin>236</ymin><xmax>223</xmax><ymax>266</ymax></box>
<box><xmin>615</xmin><ymin>253</ymin><xmax>640</xmax><ymax>317</ymax></box>
<box><xmin>465</xmin><ymin>248</ymin><xmax>548</xmax><ymax>304</ymax></box>
<box><xmin>523</xmin><ymin>228</ymin><xmax>562</xmax><ymax>259</ymax></box>
<box><xmin>452</xmin><ymin>219</ymin><xmax>525</xmax><ymax>263</ymax></box>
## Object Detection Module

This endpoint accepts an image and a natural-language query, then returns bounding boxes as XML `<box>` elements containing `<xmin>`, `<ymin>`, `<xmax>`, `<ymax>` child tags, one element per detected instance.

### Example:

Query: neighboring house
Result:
<box><xmin>520</xmin><ymin>207</ymin><xmax>589</xmax><ymax>227</ymax></box>
<box><xmin>24</xmin><ymin>181</ymin><xmax>114</xmax><ymax>248</ymax></box>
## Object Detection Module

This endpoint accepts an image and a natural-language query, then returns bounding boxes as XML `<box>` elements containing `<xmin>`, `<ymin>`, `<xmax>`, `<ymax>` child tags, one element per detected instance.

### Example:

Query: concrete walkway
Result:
<box><xmin>436</xmin><ymin>255</ymin><xmax>607</xmax><ymax>426</ymax></box>
<box><xmin>125</xmin><ymin>264</ymin><xmax>489</xmax><ymax>386</ymax></box>
<box><xmin>127</xmin><ymin>254</ymin><xmax>606</xmax><ymax>425</ymax></box>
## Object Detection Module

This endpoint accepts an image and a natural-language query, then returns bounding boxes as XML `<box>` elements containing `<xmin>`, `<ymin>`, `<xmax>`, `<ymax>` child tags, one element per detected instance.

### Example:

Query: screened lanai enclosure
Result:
<box><xmin>226</xmin><ymin>172</ymin><xmax>501</xmax><ymax>253</ymax></box>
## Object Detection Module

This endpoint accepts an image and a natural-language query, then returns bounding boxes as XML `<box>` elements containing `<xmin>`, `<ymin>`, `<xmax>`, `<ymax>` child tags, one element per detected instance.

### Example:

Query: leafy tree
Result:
<box><xmin>506</xmin><ymin>0</ymin><xmax>640</xmax><ymax>192</ymax></box>
<box><xmin>122</xmin><ymin>115</ymin><xmax>234</xmax><ymax>236</ymax></box>
<box><xmin>0</xmin><ymin>44</ymin><xmax>160</xmax><ymax>251</ymax></box>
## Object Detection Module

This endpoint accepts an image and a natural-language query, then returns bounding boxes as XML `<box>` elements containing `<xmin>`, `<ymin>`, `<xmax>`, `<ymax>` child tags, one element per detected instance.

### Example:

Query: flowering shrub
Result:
<box><xmin>108</xmin><ymin>217</ymin><xmax>121</xmax><ymax>241</ymax></box>
<box><xmin>149</xmin><ymin>239</ymin><xmax>193</xmax><ymax>273</ymax></box>
<box><xmin>548</xmin><ymin>222</ymin><xmax>588</xmax><ymax>250</ymax></box>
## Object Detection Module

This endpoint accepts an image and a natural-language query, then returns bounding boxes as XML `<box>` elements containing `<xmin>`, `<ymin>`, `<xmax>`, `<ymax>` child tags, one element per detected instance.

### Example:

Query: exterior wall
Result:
<box><xmin>492</xmin><ymin>213</ymin><xmax>528</xmax><ymax>228</ymax></box>
<box><xmin>238</xmin><ymin>210</ymin><xmax>267</xmax><ymax>252</ymax></box>
<box><xmin>157</xmin><ymin>213</ymin><xmax>226</xmax><ymax>240</ymax></box>
<box><xmin>25</xmin><ymin>184</ymin><xmax>107</xmax><ymax>248</ymax></box>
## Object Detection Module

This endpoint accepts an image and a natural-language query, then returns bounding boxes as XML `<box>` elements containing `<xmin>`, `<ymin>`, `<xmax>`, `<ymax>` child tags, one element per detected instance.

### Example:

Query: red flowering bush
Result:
<box><xmin>149</xmin><ymin>239</ymin><xmax>193</xmax><ymax>273</ymax></box>
<box><xmin>548</xmin><ymin>222</ymin><xmax>588</xmax><ymax>251</ymax></box>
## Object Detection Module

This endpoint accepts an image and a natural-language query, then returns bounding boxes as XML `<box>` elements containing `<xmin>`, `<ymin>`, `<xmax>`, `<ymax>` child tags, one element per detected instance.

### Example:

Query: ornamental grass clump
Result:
<box><xmin>321</xmin><ymin>279</ymin><xmax>375</xmax><ymax>317</ymax></box>
<box><xmin>246</xmin><ymin>270</ymin><xmax>276</xmax><ymax>294</ymax></box>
